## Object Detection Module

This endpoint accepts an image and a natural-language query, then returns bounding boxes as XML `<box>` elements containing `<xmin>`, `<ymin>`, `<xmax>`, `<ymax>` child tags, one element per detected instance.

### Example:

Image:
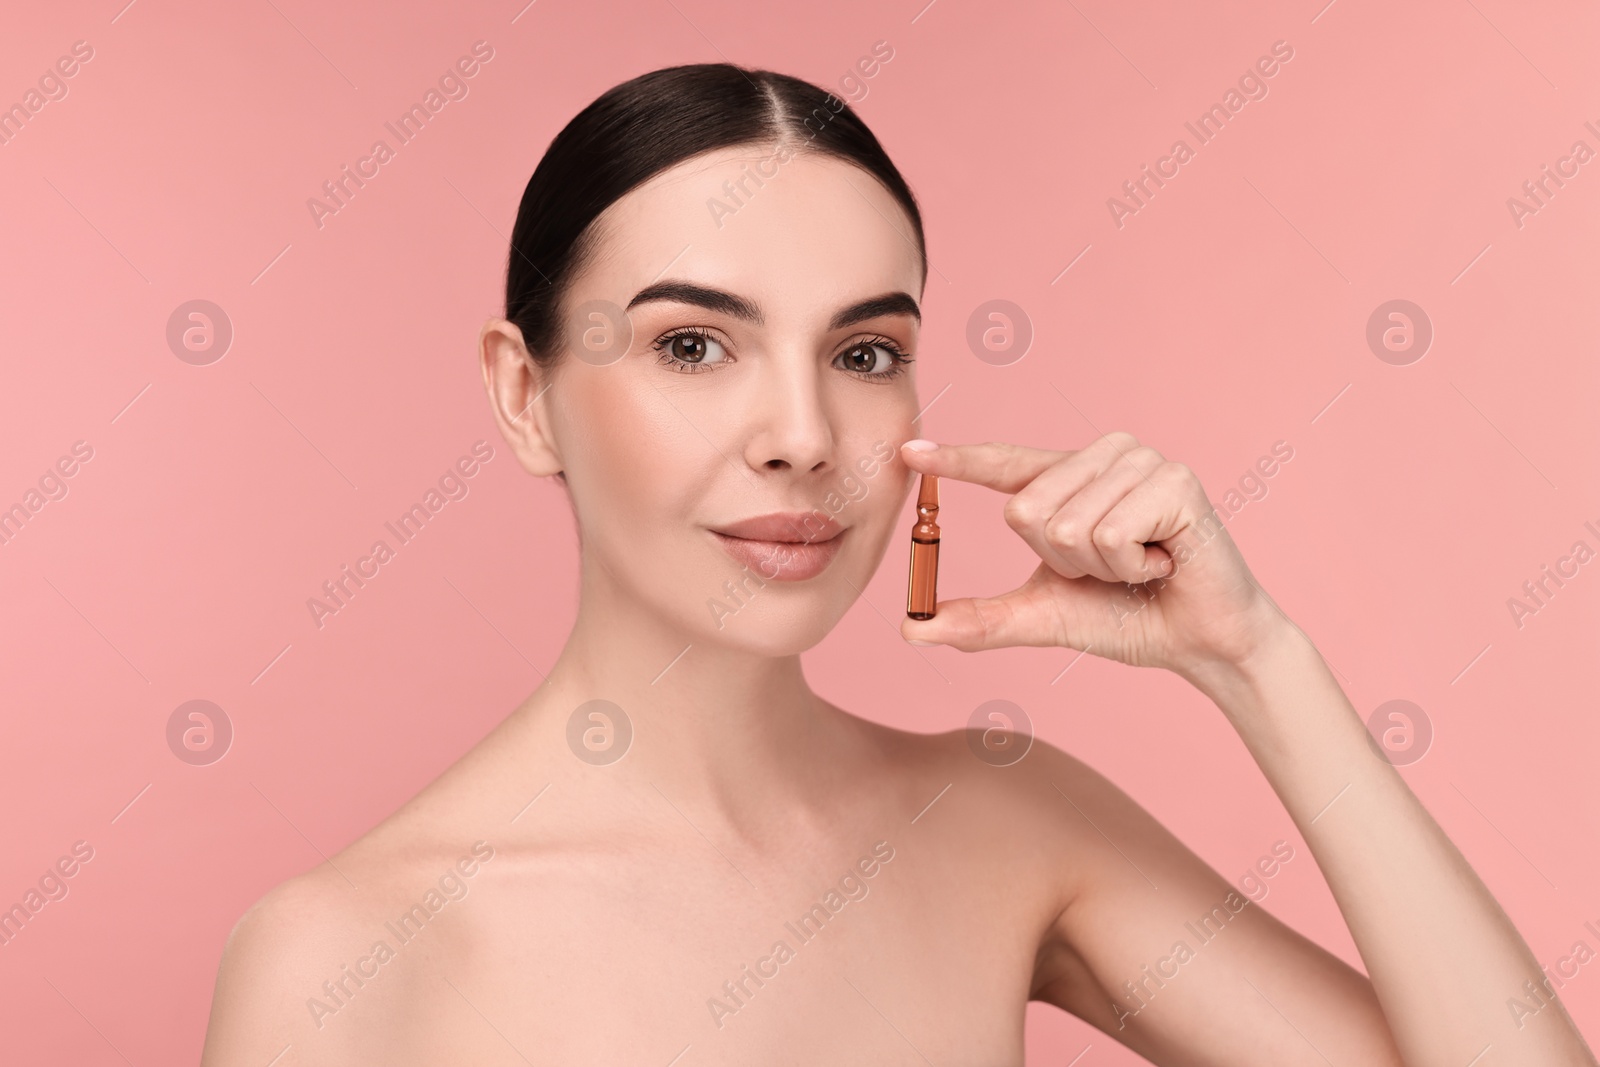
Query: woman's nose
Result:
<box><xmin>742</xmin><ymin>357</ymin><xmax>834</xmax><ymax>473</ymax></box>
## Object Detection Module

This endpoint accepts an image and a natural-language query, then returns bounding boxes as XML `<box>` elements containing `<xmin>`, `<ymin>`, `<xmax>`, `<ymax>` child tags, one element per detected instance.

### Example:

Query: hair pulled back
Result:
<box><xmin>504</xmin><ymin>63</ymin><xmax>926</xmax><ymax>365</ymax></box>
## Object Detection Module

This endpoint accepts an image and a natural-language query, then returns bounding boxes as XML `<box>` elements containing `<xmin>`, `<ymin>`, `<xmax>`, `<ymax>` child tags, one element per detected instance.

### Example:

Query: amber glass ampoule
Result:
<box><xmin>906</xmin><ymin>474</ymin><xmax>940</xmax><ymax>620</ymax></box>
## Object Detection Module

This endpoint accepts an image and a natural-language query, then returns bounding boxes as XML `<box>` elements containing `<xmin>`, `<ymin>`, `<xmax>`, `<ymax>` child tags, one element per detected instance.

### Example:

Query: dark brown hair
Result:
<box><xmin>504</xmin><ymin>63</ymin><xmax>926</xmax><ymax>365</ymax></box>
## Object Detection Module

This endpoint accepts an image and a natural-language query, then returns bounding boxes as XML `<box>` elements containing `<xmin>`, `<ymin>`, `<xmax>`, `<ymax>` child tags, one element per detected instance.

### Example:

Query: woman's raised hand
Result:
<box><xmin>897</xmin><ymin>433</ymin><xmax>1289</xmax><ymax>678</ymax></box>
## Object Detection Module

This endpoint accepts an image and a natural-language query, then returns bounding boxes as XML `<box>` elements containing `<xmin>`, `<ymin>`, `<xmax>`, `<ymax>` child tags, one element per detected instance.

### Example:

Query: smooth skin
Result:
<box><xmin>201</xmin><ymin>142</ymin><xmax>1595</xmax><ymax>1066</ymax></box>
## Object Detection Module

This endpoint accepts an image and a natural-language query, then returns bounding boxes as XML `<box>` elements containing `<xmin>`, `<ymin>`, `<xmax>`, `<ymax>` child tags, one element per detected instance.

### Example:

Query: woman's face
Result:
<box><xmin>535</xmin><ymin>144</ymin><xmax>924</xmax><ymax>655</ymax></box>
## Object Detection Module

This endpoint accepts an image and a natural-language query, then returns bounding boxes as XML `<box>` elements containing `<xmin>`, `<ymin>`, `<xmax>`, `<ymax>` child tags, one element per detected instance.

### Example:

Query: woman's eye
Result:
<box><xmin>835</xmin><ymin>342</ymin><xmax>904</xmax><ymax>376</ymax></box>
<box><xmin>656</xmin><ymin>331</ymin><xmax>729</xmax><ymax>372</ymax></box>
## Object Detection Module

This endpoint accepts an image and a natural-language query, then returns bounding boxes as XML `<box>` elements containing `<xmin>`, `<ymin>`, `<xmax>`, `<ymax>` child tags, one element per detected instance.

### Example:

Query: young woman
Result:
<box><xmin>201</xmin><ymin>64</ymin><xmax>1595</xmax><ymax>1065</ymax></box>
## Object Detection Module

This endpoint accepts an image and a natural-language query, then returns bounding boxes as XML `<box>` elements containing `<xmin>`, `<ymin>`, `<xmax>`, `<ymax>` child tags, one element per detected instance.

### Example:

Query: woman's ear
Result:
<box><xmin>479</xmin><ymin>317</ymin><xmax>564</xmax><ymax>478</ymax></box>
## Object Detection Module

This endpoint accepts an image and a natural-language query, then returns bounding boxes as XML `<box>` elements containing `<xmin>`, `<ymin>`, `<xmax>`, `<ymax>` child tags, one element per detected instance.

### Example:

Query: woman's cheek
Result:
<box><xmin>574</xmin><ymin>379</ymin><xmax>710</xmax><ymax>528</ymax></box>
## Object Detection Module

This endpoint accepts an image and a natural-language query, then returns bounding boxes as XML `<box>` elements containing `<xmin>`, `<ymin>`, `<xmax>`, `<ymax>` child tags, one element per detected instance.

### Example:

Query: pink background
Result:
<box><xmin>2</xmin><ymin>0</ymin><xmax>1597</xmax><ymax>1061</ymax></box>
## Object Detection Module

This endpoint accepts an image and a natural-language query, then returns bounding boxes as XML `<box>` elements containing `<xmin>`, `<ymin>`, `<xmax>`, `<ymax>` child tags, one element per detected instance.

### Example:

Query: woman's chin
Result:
<box><xmin>694</xmin><ymin>599</ymin><xmax>843</xmax><ymax>658</ymax></box>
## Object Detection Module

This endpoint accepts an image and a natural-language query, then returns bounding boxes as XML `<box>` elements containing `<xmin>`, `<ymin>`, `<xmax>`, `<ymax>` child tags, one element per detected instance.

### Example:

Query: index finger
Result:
<box><xmin>899</xmin><ymin>440</ymin><xmax>1071</xmax><ymax>494</ymax></box>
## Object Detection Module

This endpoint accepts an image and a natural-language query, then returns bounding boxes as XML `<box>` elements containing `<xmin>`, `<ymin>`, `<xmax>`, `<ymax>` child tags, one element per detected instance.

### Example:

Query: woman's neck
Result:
<box><xmin>515</xmin><ymin>565</ymin><xmax>850</xmax><ymax>832</ymax></box>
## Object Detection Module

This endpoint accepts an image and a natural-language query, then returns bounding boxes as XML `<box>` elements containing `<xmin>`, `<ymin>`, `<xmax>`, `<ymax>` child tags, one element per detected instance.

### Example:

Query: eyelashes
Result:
<box><xmin>836</xmin><ymin>336</ymin><xmax>916</xmax><ymax>379</ymax></box>
<box><xmin>650</xmin><ymin>327</ymin><xmax>915</xmax><ymax>381</ymax></box>
<box><xmin>652</xmin><ymin>328</ymin><xmax>732</xmax><ymax>374</ymax></box>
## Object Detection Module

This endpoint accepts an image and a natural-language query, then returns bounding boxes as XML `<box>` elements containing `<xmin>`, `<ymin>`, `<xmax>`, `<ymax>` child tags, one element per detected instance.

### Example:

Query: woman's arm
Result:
<box><xmin>1020</xmin><ymin>730</ymin><xmax>1407</xmax><ymax>1064</ymax></box>
<box><xmin>897</xmin><ymin>433</ymin><xmax>1596</xmax><ymax>1065</ymax></box>
<box><xmin>1180</xmin><ymin>613</ymin><xmax>1595</xmax><ymax>1066</ymax></box>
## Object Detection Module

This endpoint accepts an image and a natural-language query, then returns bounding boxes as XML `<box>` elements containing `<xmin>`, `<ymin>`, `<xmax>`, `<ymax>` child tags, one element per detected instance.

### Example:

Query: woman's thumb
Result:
<box><xmin>900</xmin><ymin>577</ymin><xmax>1065</xmax><ymax>652</ymax></box>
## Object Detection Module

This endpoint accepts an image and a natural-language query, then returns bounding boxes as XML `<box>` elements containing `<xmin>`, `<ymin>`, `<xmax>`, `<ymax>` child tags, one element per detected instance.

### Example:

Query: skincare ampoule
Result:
<box><xmin>906</xmin><ymin>473</ymin><xmax>940</xmax><ymax>620</ymax></box>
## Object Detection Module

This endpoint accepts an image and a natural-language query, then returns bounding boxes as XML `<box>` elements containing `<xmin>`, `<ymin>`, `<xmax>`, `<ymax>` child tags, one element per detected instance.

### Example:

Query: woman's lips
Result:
<box><xmin>708</xmin><ymin>528</ymin><xmax>846</xmax><ymax>581</ymax></box>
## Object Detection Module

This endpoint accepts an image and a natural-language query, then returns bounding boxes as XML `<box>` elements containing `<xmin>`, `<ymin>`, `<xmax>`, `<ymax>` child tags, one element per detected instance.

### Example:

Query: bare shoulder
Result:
<box><xmin>913</xmin><ymin>721</ymin><xmax>1236</xmax><ymax>903</ymax></box>
<box><xmin>830</xmin><ymin>710</ymin><xmax>1139</xmax><ymax>904</ymax></box>
<box><xmin>842</xmin><ymin>709</ymin><xmax>1129</xmax><ymax>832</ymax></box>
<box><xmin>201</xmin><ymin>812</ymin><xmax>501</xmax><ymax>1066</ymax></box>
<box><xmin>201</xmin><ymin>862</ymin><xmax>373</xmax><ymax>1065</ymax></box>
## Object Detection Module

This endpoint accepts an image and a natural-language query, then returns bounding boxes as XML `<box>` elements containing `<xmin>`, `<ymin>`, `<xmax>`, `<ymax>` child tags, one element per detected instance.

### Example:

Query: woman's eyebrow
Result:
<box><xmin>625</xmin><ymin>280</ymin><xmax>920</xmax><ymax>330</ymax></box>
<box><xmin>830</xmin><ymin>292</ymin><xmax>921</xmax><ymax>330</ymax></box>
<box><xmin>627</xmin><ymin>281</ymin><xmax>762</xmax><ymax>323</ymax></box>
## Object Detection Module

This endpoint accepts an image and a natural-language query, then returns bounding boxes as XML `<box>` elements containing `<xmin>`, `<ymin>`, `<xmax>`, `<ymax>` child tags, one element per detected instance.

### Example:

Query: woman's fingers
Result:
<box><xmin>900</xmin><ymin>435</ymin><xmax>1127</xmax><ymax>579</ymax></box>
<box><xmin>899</xmin><ymin>439</ymin><xmax>1068</xmax><ymax>494</ymax></box>
<box><xmin>900</xmin><ymin>566</ymin><xmax>1070</xmax><ymax>651</ymax></box>
<box><xmin>993</xmin><ymin>434</ymin><xmax>1130</xmax><ymax>579</ymax></box>
<box><xmin>1090</xmin><ymin>464</ymin><xmax>1195</xmax><ymax>584</ymax></box>
<box><xmin>899</xmin><ymin>433</ymin><xmax>1193</xmax><ymax>595</ymax></box>
<box><xmin>1019</xmin><ymin>441</ymin><xmax>1166</xmax><ymax>582</ymax></box>
<box><xmin>895</xmin><ymin>434</ymin><xmax>1258</xmax><ymax>663</ymax></box>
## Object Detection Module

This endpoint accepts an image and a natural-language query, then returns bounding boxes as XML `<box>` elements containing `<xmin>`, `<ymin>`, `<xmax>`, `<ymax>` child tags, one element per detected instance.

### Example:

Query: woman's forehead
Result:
<box><xmin>576</xmin><ymin>147</ymin><xmax>924</xmax><ymax>319</ymax></box>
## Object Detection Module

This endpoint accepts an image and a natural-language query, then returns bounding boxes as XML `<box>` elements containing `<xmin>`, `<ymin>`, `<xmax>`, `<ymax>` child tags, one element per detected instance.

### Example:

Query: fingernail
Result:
<box><xmin>907</xmin><ymin>639</ymin><xmax>937</xmax><ymax>646</ymax></box>
<box><xmin>903</xmin><ymin>439</ymin><xmax>938</xmax><ymax>452</ymax></box>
